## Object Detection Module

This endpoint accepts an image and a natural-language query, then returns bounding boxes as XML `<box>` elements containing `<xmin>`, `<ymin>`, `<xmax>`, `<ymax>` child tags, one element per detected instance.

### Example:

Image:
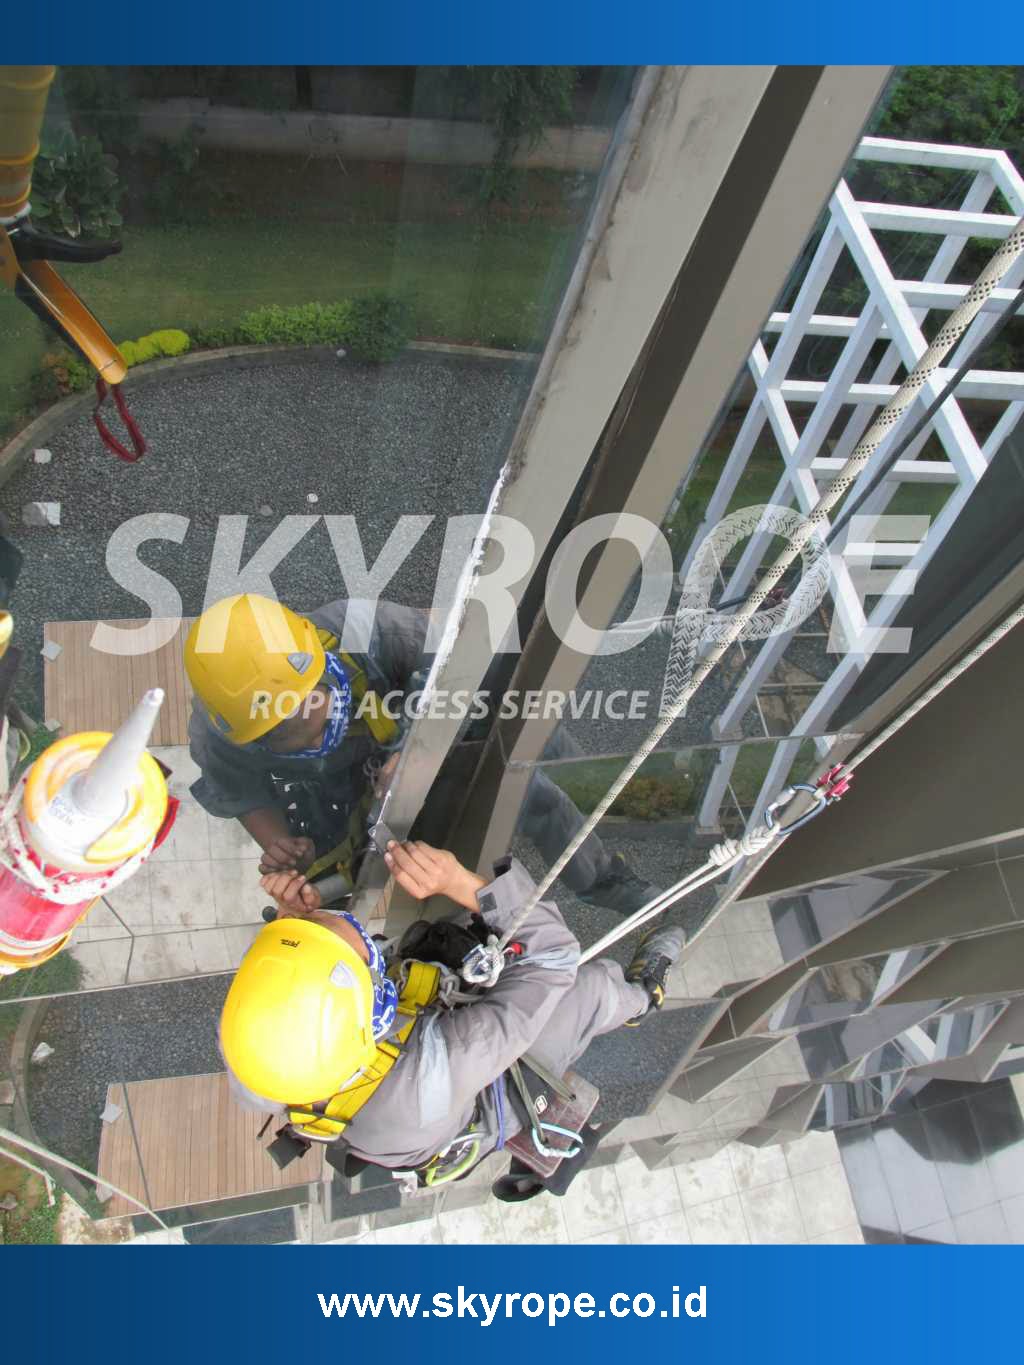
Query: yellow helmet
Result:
<box><xmin>220</xmin><ymin>918</ymin><xmax>377</xmax><ymax>1104</ymax></box>
<box><xmin>184</xmin><ymin>594</ymin><xmax>325</xmax><ymax>745</ymax></box>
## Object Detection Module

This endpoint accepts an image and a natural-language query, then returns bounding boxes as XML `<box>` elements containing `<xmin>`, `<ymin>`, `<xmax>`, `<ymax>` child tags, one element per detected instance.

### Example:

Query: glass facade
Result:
<box><xmin>3</xmin><ymin>64</ymin><xmax>1024</xmax><ymax>1246</ymax></box>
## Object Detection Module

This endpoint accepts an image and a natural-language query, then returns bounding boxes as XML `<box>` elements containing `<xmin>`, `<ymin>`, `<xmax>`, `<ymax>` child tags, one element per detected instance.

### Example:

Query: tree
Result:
<box><xmin>452</xmin><ymin>66</ymin><xmax>579</xmax><ymax>202</ymax></box>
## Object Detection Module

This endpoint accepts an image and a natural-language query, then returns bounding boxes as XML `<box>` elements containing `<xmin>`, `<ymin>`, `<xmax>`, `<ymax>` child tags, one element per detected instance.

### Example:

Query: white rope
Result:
<box><xmin>0</xmin><ymin>777</ymin><xmax>157</xmax><ymax>906</ymax></box>
<box><xmin>578</xmin><ymin>822</ymin><xmax>779</xmax><ymax>965</ymax></box>
<box><xmin>492</xmin><ymin>212</ymin><xmax>1024</xmax><ymax>959</ymax></box>
<box><xmin>0</xmin><ymin>1124</ymin><xmax>169</xmax><ymax>1230</ymax></box>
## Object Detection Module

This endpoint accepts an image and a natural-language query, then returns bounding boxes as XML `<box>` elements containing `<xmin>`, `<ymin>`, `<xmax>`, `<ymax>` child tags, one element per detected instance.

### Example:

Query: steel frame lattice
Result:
<box><xmin>691</xmin><ymin>137</ymin><xmax>1024</xmax><ymax>831</ymax></box>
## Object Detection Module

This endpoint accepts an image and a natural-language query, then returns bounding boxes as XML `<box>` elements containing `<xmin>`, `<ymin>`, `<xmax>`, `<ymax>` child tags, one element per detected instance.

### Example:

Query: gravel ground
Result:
<box><xmin>28</xmin><ymin>974</ymin><xmax>229</xmax><ymax>1172</ymax></box>
<box><xmin>1</xmin><ymin>351</ymin><xmax>530</xmax><ymax>712</ymax></box>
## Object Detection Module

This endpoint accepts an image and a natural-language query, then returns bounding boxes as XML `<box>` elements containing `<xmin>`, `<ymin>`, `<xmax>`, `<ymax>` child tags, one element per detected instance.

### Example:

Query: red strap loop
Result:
<box><xmin>93</xmin><ymin>377</ymin><xmax>147</xmax><ymax>462</ymax></box>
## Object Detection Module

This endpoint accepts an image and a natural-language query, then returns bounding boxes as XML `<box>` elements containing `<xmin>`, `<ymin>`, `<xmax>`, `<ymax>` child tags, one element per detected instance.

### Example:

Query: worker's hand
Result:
<box><xmin>261</xmin><ymin>870</ymin><xmax>322</xmax><ymax>916</ymax></box>
<box><xmin>374</xmin><ymin>751</ymin><xmax>400</xmax><ymax>796</ymax></box>
<box><xmin>384</xmin><ymin>840</ymin><xmax>487</xmax><ymax>912</ymax></box>
<box><xmin>258</xmin><ymin>835</ymin><xmax>315</xmax><ymax>876</ymax></box>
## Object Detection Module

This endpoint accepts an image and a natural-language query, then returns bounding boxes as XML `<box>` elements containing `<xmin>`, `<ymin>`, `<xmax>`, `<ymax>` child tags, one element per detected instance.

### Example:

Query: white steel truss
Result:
<box><xmin>692</xmin><ymin>137</ymin><xmax>1024</xmax><ymax>831</ymax></box>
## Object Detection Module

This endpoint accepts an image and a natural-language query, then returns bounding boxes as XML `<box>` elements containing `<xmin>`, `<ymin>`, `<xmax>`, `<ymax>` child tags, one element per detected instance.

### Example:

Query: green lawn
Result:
<box><xmin>0</xmin><ymin>215</ymin><xmax>575</xmax><ymax>436</ymax></box>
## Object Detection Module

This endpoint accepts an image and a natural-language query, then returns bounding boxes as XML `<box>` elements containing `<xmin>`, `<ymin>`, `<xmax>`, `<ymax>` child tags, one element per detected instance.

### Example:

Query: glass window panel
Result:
<box><xmin>761</xmin><ymin>868</ymin><xmax>939</xmax><ymax>961</ymax></box>
<box><xmin>767</xmin><ymin>944</ymin><xmax>942</xmax><ymax>1031</ymax></box>
<box><xmin>529</xmin><ymin>65</ymin><xmax>1024</xmax><ymax>875</ymax></box>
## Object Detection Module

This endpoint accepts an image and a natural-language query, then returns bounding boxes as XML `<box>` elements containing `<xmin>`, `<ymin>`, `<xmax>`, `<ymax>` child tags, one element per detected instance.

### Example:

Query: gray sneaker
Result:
<box><xmin>579</xmin><ymin>854</ymin><xmax>661</xmax><ymax>917</ymax></box>
<box><xmin>624</xmin><ymin>924</ymin><xmax>687</xmax><ymax>1023</ymax></box>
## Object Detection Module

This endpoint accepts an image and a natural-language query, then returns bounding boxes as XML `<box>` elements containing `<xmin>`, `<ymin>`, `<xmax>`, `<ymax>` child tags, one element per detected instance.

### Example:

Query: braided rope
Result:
<box><xmin>496</xmin><ymin>213</ymin><xmax>1024</xmax><ymax>954</ymax></box>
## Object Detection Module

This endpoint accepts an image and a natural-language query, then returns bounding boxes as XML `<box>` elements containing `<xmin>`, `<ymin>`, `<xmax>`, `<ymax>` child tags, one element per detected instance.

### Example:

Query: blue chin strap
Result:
<box><xmin>337</xmin><ymin>910</ymin><xmax>399</xmax><ymax>1040</ymax></box>
<box><xmin>289</xmin><ymin>653</ymin><xmax>353</xmax><ymax>759</ymax></box>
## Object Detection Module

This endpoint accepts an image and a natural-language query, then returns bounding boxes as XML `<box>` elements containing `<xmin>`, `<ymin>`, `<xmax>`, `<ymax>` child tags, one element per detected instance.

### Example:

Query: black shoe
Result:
<box><xmin>579</xmin><ymin>853</ymin><xmax>660</xmax><ymax>917</ymax></box>
<box><xmin>624</xmin><ymin>924</ymin><xmax>686</xmax><ymax>1023</ymax></box>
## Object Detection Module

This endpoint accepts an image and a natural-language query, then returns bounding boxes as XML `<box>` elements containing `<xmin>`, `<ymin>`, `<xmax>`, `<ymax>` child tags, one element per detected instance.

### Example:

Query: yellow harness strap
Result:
<box><xmin>287</xmin><ymin>961</ymin><xmax>440</xmax><ymax>1140</ymax></box>
<box><xmin>315</xmin><ymin>627</ymin><xmax>400</xmax><ymax>748</ymax></box>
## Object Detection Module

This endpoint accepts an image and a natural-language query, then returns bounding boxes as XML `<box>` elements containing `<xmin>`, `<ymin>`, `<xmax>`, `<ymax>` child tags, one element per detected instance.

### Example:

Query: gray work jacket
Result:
<box><xmin>188</xmin><ymin>598</ymin><xmax>429</xmax><ymax>821</ymax></box>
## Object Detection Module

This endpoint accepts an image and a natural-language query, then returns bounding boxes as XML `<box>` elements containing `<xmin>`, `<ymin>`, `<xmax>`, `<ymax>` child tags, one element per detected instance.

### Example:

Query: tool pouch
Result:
<box><xmin>499</xmin><ymin>1063</ymin><xmax>601</xmax><ymax>1196</ymax></box>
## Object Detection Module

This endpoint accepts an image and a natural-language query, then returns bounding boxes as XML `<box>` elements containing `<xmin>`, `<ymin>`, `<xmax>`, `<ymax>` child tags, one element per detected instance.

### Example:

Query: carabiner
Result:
<box><xmin>765</xmin><ymin>783</ymin><xmax>827</xmax><ymax>835</ymax></box>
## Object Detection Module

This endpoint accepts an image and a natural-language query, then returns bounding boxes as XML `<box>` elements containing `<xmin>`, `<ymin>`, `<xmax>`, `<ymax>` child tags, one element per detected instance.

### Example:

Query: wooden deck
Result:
<box><xmin>42</xmin><ymin>618</ymin><xmax>195</xmax><ymax>745</ymax></box>
<box><xmin>96</xmin><ymin>1072</ymin><xmax>323</xmax><ymax>1217</ymax></box>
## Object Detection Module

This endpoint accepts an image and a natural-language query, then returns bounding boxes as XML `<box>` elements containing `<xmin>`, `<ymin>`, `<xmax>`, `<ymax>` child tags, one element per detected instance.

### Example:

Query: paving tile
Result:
<box><xmin>720</xmin><ymin>899</ymin><xmax>775</xmax><ymax>936</ymax></box>
<box><xmin>874</xmin><ymin>1116</ymin><xmax>949</xmax><ymax>1235</ymax></box>
<box><xmin>149</xmin><ymin>859</ymin><xmax>217</xmax><ymax>930</ymax></box>
<box><xmin>439</xmin><ymin>1200</ymin><xmax>505</xmax><ymax>1244</ymax></box>
<box><xmin>677</xmin><ymin>936</ymin><xmax>736</xmax><ymax>998</ymax></box>
<box><xmin>188</xmin><ymin>928</ymin><xmax>234</xmax><ymax>975</ymax></box>
<box><xmin>149</xmin><ymin>795</ymin><xmax>211</xmax><ymax>863</ymax></box>
<box><xmin>152</xmin><ymin>745</ymin><xmax>200</xmax><ymax>788</ymax></box>
<box><xmin>125</xmin><ymin>931</ymin><xmax>196</xmax><ymax>983</ymax></box>
<box><xmin>222</xmin><ymin>924</ymin><xmax>261</xmax><ymax>966</ymax></box>
<box><xmin>791</xmin><ymin>1162</ymin><xmax>858</xmax><ymax>1238</ymax></box>
<box><xmin>498</xmin><ymin>1191</ymin><xmax>569</xmax><ymax>1244</ymax></box>
<box><xmin>1001</xmin><ymin>1193</ymin><xmax>1024</xmax><ymax>1240</ymax></box>
<box><xmin>728</xmin><ymin>1140</ymin><xmax>788</xmax><ymax>1191</ymax></box>
<box><xmin>686</xmin><ymin>1194</ymin><xmax>750</xmax><ymax>1244</ymax></box>
<box><xmin>104</xmin><ymin>864</ymin><xmax>154</xmax><ymax>930</ymax></box>
<box><xmin>323</xmin><ymin>1229</ymin><xmax>378</xmax><ymax>1245</ymax></box>
<box><xmin>725</xmin><ymin>932</ymin><xmax>784</xmax><ymax>980</ymax></box>
<box><xmin>907</xmin><ymin>1218</ymin><xmax>957</xmax><ymax>1244</ymax></box>
<box><xmin>629</xmin><ymin>1211</ymin><xmax>692</xmax><ymax>1244</ymax></box>
<box><xmin>610</xmin><ymin>1112</ymin><xmax>665</xmax><ymax>1144</ymax></box>
<box><xmin>374</xmin><ymin>1216</ymin><xmax>442</xmax><ymax>1245</ymax></box>
<box><xmin>81</xmin><ymin>901</ymin><xmax>130</xmax><ymax>940</ymax></box>
<box><xmin>739</xmin><ymin>1178</ymin><xmax>807</xmax><ymax>1244</ymax></box>
<box><xmin>212</xmin><ymin>859</ymin><xmax>269</xmax><ymax>926</ymax></box>
<box><xmin>69</xmin><ymin>940</ymin><xmax>131</xmax><ymax>990</ymax></box>
<box><xmin>952</xmin><ymin>1203</ymin><xmax>1011</xmax><ymax>1245</ymax></box>
<box><xmin>808</xmin><ymin>1224</ymin><xmax>864</xmax><ymax>1244</ymax></box>
<box><xmin>579</xmin><ymin>1227</ymin><xmax>630</xmax><ymax>1244</ymax></box>
<box><xmin>674</xmin><ymin>1143</ymin><xmax>737</xmax><ymax>1208</ymax></box>
<box><xmin>782</xmin><ymin>1129</ymin><xmax>840</xmax><ymax>1176</ymax></box>
<box><xmin>613</xmin><ymin>1153</ymin><xmax>683</xmax><ymax>1225</ymax></box>
<box><xmin>208</xmin><ymin>815</ymin><xmax>263</xmax><ymax>860</ymax></box>
<box><xmin>754</xmin><ymin>1035</ymin><xmax>808</xmax><ymax>1078</ymax></box>
<box><xmin>710</xmin><ymin>1091</ymin><xmax>769</xmax><ymax>1131</ymax></box>
<box><xmin>654</xmin><ymin>1093</ymin><xmax>714</xmax><ymax>1137</ymax></box>
<box><xmin>561</xmin><ymin>1165</ymin><xmax>626</xmax><ymax>1241</ymax></box>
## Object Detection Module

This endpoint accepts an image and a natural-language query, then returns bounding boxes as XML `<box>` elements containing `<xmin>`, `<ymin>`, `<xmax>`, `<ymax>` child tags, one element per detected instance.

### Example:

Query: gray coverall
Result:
<box><xmin>228</xmin><ymin>859</ymin><xmax>647</xmax><ymax>1171</ymax></box>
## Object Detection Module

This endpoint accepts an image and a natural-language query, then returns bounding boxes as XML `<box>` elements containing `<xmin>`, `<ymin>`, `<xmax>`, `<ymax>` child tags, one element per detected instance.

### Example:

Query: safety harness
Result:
<box><xmin>279</xmin><ymin>630</ymin><xmax>402</xmax><ymax>892</ymax></box>
<box><xmin>284</xmin><ymin>959</ymin><xmax>441</xmax><ymax>1144</ymax></box>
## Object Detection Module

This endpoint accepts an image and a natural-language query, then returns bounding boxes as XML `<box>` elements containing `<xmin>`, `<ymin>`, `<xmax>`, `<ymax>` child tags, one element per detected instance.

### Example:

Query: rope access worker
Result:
<box><xmin>185</xmin><ymin>592</ymin><xmax>660</xmax><ymax>913</ymax></box>
<box><xmin>220</xmin><ymin>837</ymin><xmax>685</xmax><ymax>1192</ymax></box>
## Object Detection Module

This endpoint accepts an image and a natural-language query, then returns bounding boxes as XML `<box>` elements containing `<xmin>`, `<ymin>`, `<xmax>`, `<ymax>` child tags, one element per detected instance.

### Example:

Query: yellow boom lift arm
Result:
<box><xmin>0</xmin><ymin>66</ymin><xmax>129</xmax><ymax>390</ymax></box>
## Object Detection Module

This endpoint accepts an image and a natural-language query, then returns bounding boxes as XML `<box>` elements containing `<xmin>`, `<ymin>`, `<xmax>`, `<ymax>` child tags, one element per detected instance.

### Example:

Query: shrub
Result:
<box><xmin>190</xmin><ymin>321</ymin><xmax>244</xmax><ymax>350</ymax></box>
<box><xmin>38</xmin><ymin>350</ymin><xmax>93</xmax><ymax>398</ymax></box>
<box><xmin>117</xmin><ymin>329</ymin><xmax>191</xmax><ymax>367</ymax></box>
<box><xmin>344</xmin><ymin>292</ymin><xmax>416</xmax><ymax>362</ymax></box>
<box><xmin>235</xmin><ymin>301</ymin><xmax>354</xmax><ymax>347</ymax></box>
<box><xmin>144</xmin><ymin>127</ymin><xmax>210</xmax><ymax>225</ymax></box>
<box><xmin>30</xmin><ymin>130</ymin><xmax>124</xmax><ymax>240</ymax></box>
<box><xmin>556</xmin><ymin>771</ymin><xmax>696</xmax><ymax>821</ymax></box>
